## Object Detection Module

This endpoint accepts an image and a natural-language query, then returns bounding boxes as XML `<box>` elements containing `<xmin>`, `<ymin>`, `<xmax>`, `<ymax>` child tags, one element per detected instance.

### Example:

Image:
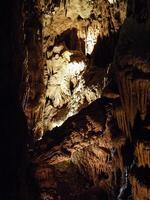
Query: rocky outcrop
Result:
<box><xmin>22</xmin><ymin>0</ymin><xmax>127</xmax><ymax>139</ymax></box>
<box><xmin>18</xmin><ymin>0</ymin><xmax>150</xmax><ymax>199</ymax></box>
<box><xmin>44</xmin><ymin>44</ymin><xmax>103</xmax><ymax>133</ymax></box>
<box><xmin>30</xmin><ymin>99</ymin><xmax>126</xmax><ymax>199</ymax></box>
<box><xmin>114</xmin><ymin>1</ymin><xmax>150</xmax><ymax>199</ymax></box>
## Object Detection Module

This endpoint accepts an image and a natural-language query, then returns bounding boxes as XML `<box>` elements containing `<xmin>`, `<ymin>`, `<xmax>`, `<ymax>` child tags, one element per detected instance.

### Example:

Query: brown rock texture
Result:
<box><xmin>114</xmin><ymin>0</ymin><xmax>150</xmax><ymax>199</ymax></box>
<box><xmin>31</xmin><ymin>99</ymin><xmax>126</xmax><ymax>199</ymax></box>
<box><xmin>3</xmin><ymin>0</ymin><xmax>150</xmax><ymax>199</ymax></box>
<box><xmin>22</xmin><ymin>0</ymin><xmax>127</xmax><ymax>139</ymax></box>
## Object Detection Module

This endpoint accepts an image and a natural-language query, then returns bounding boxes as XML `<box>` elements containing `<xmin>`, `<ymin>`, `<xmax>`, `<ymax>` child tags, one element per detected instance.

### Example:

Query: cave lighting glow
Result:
<box><xmin>108</xmin><ymin>0</ymin><xmax>116</xmax><ymax>4</ymax></box>
<box><xmin>85</xmin><ymin>29</ymin><xmax>97</xmax><ymax>55</ymax></box>
<box><xmin>68</xmin><ymin>61</ymin><xmax>86</xmax><ymax>75</ymax></box>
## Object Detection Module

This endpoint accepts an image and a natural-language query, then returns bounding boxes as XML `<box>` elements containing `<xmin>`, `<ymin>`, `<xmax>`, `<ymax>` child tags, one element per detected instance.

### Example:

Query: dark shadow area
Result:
<box><xmin>122</xmin><ymin>139</ymin><xmax>134</xmax><ymax>167</ymax></box>
<box><xmin>133</xmin><ymin>112</ymin><xmax>150</xmax><ymax>142</ymax></box>
<box><xmin>55</xmin><ymin>28</ymin><xmax>82</xmax><ymax>51</ymax></box>
<box><xmin>0</xmin><ymin>0</ymin><xmax>36</xmax><ymax>199</ymax></box>
<box><xmin>91</xmin><ymin>32</ymin><xmax>119</xmax><ymax>68</ymax></box>
<box><xmin>74</xmin><ymin>186</ymin><xmax>109</xmax><ymax>200</ymax></box>
<box><xmin>131</xmin><ymin>166</ymin><xmax>150</xmax><ymax>187</ymax></box>
<box><xmin>127</xmin><ymin>0</ymin><xmax>149</xmax><ymax>22</ymax></box>
<box><xmin>82</xmin><ymin>30</ymin><xmax>121</xmax><ymax>89</ymax></box>
<box><xmin>46</xmin><ymin>0</ymin><xmax>61</xmax><ymax>12</ymax></box>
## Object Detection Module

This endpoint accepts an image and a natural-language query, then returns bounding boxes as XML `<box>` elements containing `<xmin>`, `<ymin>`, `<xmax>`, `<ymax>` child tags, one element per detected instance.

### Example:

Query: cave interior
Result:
<box><xmin>1</xmin><ymin>0</ymin><xmax>150</xmax><ymax>200</ymax></box>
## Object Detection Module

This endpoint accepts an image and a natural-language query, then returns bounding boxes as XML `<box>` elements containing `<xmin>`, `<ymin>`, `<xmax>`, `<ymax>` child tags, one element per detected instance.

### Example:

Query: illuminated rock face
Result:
<box><xmin>22</xmin><ymin>0</ymin><xmax>127</xmax><ymax>139</ymax></box>
<box><xmin>44</xmin><ymin>44</ymin><xmax>103</xmax><ymax>133</ymax></box>
<box><xmin>108</xmin><ymin>0</ymin><xmax>116</xmax><ymax>4</ymax></box>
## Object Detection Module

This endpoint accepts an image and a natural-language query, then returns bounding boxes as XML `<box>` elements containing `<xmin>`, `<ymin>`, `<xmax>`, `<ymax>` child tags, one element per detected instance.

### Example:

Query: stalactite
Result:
<box><xmin>136</xmin><ymin>80</ymin><xmax>150</xmax><ymax>120</ymax></box>
<box><xmin>118</xmin><ymin>75</ymin><xmax>135</xmax><ymax>128</ymax></box>
<box><xmin>118</xmin><ymin>71</ymin><xmax>150</xmax><ymax>140</ymax></box>
<box><xmin>135</xmin><ymin>142</ymin><xmax>150</xmax><ymax>168</ymax></box>
<box><xmin>61</xmin><ymin>0</ymin><xmax>68</xmax><ymax>15</ymax></box>
<box><xmin>113</xmin><ymin>104</ymin><xmax>130</xmax><ymax>138</ymax></box>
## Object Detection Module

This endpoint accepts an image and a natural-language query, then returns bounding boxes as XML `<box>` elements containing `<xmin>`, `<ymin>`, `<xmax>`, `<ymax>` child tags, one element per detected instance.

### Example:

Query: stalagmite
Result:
<box><xmin>113</xmin><ymin>104</ymin><xmax>131</xmax><ymax>138</ymax></box>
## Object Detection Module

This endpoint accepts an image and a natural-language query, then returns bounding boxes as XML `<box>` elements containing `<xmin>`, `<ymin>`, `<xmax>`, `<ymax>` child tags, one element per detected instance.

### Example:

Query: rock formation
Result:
<box><xmin>2</xmin><ymin>0</ymin><xmax>150</xmax><ymax>199</ymax></box>
<box><xmin>22</xmin><ymin>0</ymin><xmax>127</xmax><ymax>139</ymax></box>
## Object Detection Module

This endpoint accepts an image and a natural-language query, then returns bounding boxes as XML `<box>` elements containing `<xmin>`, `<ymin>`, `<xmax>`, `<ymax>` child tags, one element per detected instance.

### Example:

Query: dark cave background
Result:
<box><xmin>0</xmin><ymin>0</ymin><xmax>30</xmax><ymax>199</ymax></box>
